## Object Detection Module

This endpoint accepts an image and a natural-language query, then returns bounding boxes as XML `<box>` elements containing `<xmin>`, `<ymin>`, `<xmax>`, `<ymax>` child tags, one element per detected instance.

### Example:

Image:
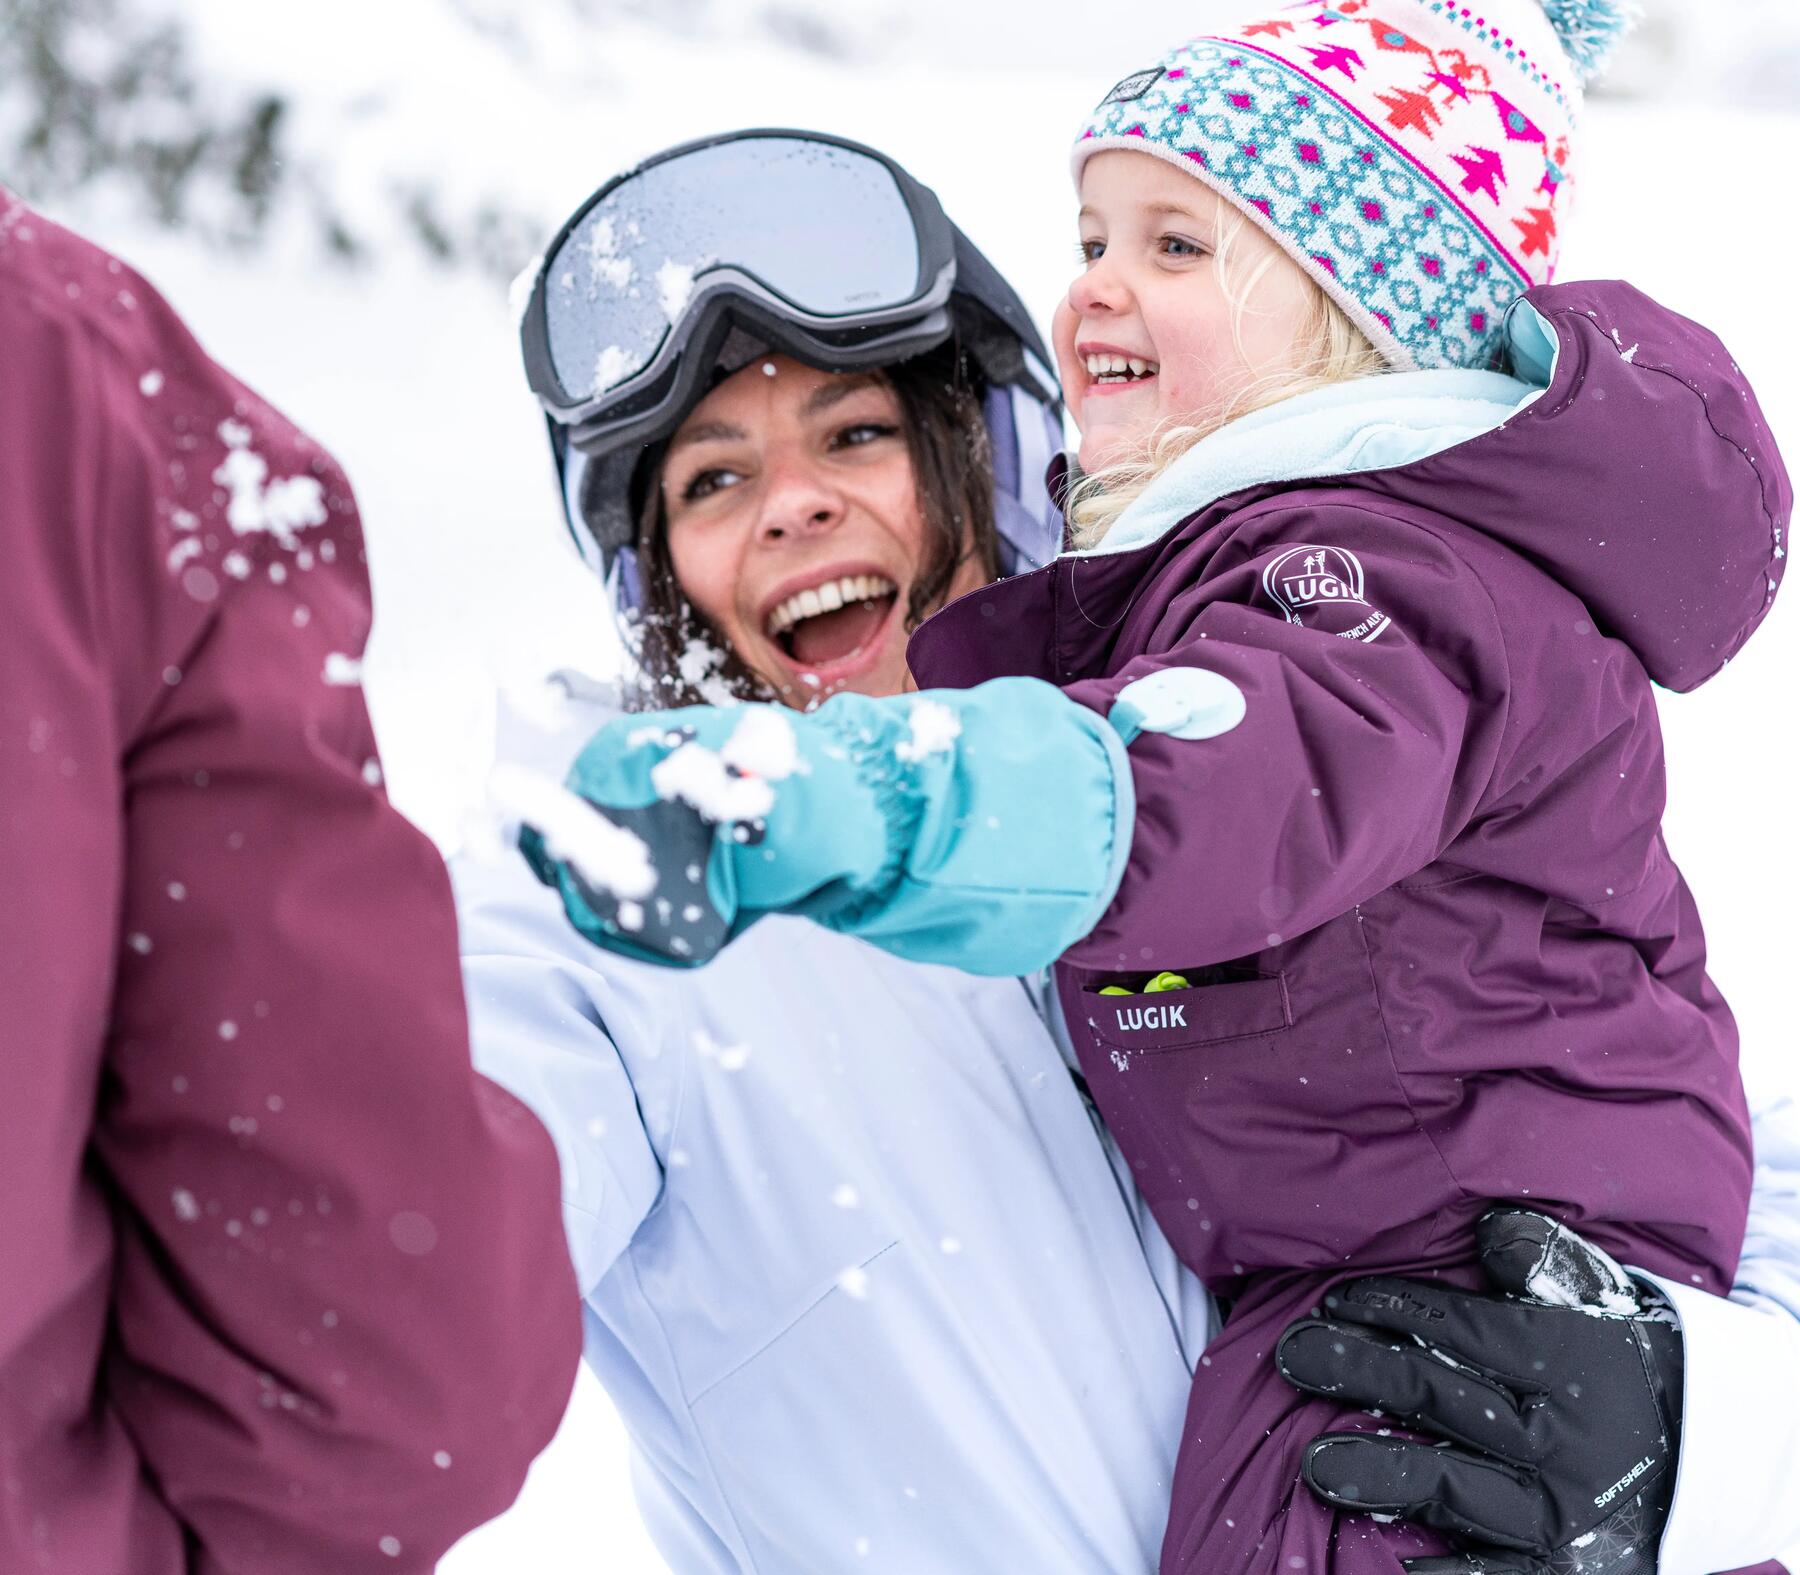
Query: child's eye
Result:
<box><xmin>832</xmin><ymin>422</ymin><xmax>899</xmax><ymax>450</ymax></box>
<box><xmin>680</xmin><ymin>466</ymin><xmax>744</xmax><ymax>503</ymax></box>
<box><xmin>1076</xmin><ymin>238</ymin><xmax>1105</xmax><ymax>264</ymax></box>
<box><xmin>1161</xmin><ymin>234</ymin><xmax>1209</xmax><ymax>259</ymax></box>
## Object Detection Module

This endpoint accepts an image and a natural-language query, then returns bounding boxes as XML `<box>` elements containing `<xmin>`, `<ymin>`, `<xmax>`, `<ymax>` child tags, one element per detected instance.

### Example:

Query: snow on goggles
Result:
<box><xmin>521</xmin><ymin>130</ymin><xmax>959</xmax><ymax>449</ymax></box>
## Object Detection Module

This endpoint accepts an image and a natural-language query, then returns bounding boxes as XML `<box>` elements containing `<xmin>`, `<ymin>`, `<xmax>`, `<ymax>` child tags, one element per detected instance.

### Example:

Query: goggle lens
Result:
<box><xmin>543</xmin><ymin>137</ymin><xmax>926</xmax><ymax>406</ymax></box>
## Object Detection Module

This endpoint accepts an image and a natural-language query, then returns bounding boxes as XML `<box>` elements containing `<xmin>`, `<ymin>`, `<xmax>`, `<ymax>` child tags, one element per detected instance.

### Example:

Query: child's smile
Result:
<box><xmin>1054</xmin><ymin>150</ymin><xmax>1318</xmax><ymax>476</ymax></box>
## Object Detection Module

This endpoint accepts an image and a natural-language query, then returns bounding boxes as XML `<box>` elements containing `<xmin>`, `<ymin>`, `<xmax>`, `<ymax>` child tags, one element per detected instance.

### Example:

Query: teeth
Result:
<box><xmin>1084</xmin><ymin>353</ymin><xmax>1158</xmax><ymax>380</ymax></box>
<box><xmin>766</xmin><ymin>574</ymin><xmax>898</xmax><ymax>636</ymax></box>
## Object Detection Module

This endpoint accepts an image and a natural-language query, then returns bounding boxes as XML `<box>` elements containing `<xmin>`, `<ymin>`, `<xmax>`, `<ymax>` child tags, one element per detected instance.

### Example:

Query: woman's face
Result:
<box><xmin>1053</xmin><ymin>150</ymin><xmax>1317</xmax><ymax>474</ymax></box>
<box><xmin>660</xmin><ymin>354</ymin><xmax>984</xmax><ymax>704</ymax></box>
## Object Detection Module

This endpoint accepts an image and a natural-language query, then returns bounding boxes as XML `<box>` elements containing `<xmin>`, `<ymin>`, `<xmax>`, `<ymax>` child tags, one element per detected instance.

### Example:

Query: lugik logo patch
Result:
<box><xmin>1098</xmin><ymin>67</ymin><xmax>1164</xmax><ymax>108</ymax></box>
<box><xmin>1262</xmin><ymin>544</ymin><xmax>1392</xmax><ymax>643</ymax></box>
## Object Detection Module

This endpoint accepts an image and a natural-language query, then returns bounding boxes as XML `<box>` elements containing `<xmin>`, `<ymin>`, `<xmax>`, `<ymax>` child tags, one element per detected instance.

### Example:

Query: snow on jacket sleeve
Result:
<box><xmin>0</xmin><ymin>215</ymin><xmax>578</xmax><ymax>1575</ymax></box>
<box><xmin>1058</xmin><ymin>501</ymin><xmax>1510</xmax><ymax>971</ymax></box>
<box><xmin>453</xmin><ymin>843</ymin><xmax>666</xmax><ymax>1299</ymax></box>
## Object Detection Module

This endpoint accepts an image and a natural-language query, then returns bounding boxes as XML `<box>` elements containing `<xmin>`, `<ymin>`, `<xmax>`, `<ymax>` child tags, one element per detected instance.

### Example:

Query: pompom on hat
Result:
<box><xmin>1073</xmin><ymin>0</ymin><xmax>1640</xmax><ymax>371</ymax></box>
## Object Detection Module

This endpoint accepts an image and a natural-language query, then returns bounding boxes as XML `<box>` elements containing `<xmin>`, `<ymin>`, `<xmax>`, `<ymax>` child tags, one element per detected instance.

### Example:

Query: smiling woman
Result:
<box><xmin>636</xmin><ymin>344</ymin><xmax>999</xmax><ymax>706</ymax></box>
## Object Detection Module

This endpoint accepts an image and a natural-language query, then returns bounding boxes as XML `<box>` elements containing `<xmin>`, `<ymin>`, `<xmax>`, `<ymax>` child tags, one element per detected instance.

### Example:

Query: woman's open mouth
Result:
<box><xmin>764</xmin><ymin>572</ymin><xmax>901</xmax><ymax>675</ymax></box>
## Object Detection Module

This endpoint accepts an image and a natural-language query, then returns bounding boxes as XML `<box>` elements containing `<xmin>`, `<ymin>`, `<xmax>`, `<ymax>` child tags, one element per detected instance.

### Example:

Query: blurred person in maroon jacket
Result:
<box><xmin>0</xmin><ymin>192</ymin><xmax>580</xmax><ymax>1573</ymax></box>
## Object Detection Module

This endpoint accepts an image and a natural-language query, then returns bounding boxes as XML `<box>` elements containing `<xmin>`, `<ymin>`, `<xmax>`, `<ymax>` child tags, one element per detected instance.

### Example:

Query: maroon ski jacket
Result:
<box><xmin>0</xmin><ymin>195</ymin><xmax>580</xmax><ymax>1573</ymax></box>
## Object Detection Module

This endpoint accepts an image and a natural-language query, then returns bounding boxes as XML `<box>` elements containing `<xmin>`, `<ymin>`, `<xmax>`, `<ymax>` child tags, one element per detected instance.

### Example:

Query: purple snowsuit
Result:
<box><xmin>909</xmin><ymin>281</ymin><xmax>1791</xmax><ymax>1573</ymax></box>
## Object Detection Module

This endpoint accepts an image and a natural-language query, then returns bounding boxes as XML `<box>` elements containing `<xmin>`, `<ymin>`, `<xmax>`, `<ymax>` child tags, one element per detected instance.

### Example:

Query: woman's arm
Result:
<box><xmin>1278</xmin><ymin>1109</ymin><xmax>1800</xmax><ymax>1574</ymax></box>
<box><xmin>453</xmin><ymin>695</ymin><xmax>669</xmax><ymax>1297</ymax></box>
<box><xmin>1650</xmin><ymin>1094</ymin><xmax>1800</xmax><ymax>1575</ymax></box>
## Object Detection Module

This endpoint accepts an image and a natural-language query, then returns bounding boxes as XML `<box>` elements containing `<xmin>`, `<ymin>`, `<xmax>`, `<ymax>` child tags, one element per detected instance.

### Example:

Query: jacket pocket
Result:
<box><xmin>1059</xmin><ymin>912</ymin><xmax>1451</xmax><ymax>1281</ymax></box>
<box><xmin>1082</xmin><ymin>971</ymin><xmax>1289</xmax><ymax>1054</ymax></box>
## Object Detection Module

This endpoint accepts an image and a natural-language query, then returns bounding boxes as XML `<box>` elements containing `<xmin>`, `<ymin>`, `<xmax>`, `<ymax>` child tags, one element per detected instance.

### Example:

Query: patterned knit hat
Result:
<box><xmin>1073</xmin><ymin>0</ymin><xmax>1638</xmax><ymax>370</ymax></box>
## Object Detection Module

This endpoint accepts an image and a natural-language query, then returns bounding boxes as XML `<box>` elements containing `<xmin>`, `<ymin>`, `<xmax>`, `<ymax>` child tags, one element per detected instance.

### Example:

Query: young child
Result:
<box><xmin>526</xmin><ymin>2</ymin><xmax>1791</xmax><ymax>1569</ymax></box>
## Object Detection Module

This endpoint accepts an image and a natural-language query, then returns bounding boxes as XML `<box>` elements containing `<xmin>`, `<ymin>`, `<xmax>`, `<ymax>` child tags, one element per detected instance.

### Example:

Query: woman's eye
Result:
<box><xmin>680</xmin><ymin>467</ymin><xmax>743</xmax><ymax>503</ymax></box>
<box><xmin>832</xmin><ymin>422</ymin><xmax>898</xmax><ymax>450</ymax></box>
<box><xmin>1161</xmin><ymin>234</ymin><xmax>1208</xmax><ymax>259</ymax></box>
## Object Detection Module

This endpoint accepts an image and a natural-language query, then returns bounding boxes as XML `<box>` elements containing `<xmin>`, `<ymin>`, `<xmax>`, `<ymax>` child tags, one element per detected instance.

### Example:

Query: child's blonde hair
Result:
<box><xmin>1066</xmin><ymin>207</ymin><xmax>1389</xmax><ymax>549</ymax></box>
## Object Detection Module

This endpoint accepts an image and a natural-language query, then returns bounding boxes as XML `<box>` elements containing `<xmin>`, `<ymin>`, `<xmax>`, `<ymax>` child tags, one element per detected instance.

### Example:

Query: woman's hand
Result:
<box><xmin>1276</xmin><ymin>1209</ymin><xmax>1683</xmax><ymax>1574</ymax></box>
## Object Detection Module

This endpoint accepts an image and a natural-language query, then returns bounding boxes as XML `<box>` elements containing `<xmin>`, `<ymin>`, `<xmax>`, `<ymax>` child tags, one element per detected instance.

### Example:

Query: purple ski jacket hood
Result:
<box><xmin>1351</xmin><ymin>283</ymin><xmax>1786</xmax><ymax>693</ymax></box>
<box><xmin>908</xmin><ymin>279</ymin><xmax>1788</xmax><ymax>1302</ymax></box>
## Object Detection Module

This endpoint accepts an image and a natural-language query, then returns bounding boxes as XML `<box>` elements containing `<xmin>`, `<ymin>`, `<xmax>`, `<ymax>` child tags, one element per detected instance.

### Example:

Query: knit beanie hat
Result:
<box><xmin>1073</xmin><ymin>0</ymin><xmax>1638</xmax><ymax>371</ymax></box>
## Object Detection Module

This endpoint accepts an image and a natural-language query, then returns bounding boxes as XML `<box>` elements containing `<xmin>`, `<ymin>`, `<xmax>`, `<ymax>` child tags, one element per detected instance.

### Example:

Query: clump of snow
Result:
<box><xmin>594</xmin><ymin>344</ymin><xmax>636</xmax><ymax>391</ymax></box>
<box><xmin>323</xmin><ymin>652</ymin><xmax>364</xmax><ymax>686</ymax></box>
<box><xmin>651</xmin><ymin>740</ymin><xmax>775</xmax><ymax>823</ymax></box>
<box><xmin>489</xmin><ymin>762</ymin><xmax>657</xmax><ymax>901</ymax></box>
<box><xmin>213</xmin><ymin>420</ymin><xmax>328</xmax><ymax>547</ymax></box>
<box><xmin>139</xmin><ymin>370</ymin><xmax>164</xmax><ymax>396</ymax></box>
<box><xmin>677</xmin><ymin>636</ymin><xmax>737</xmax><ymax>706</ymax></box>
<box><xmin>656</xmin><ymin>257</ymin><xmax>698</xmax><ymax>321</ymax></box>
<box><xmin>836</xmin><ymin>1265</ymin><xmax>871</xmax><ymax>1300</ymax></box>
<box><xmin>721</xmin><ymin>706</ymin><xmax>801</xmax><ymax>781</ymax></box>
<box><xmin>171</xmin><ymin>1188</ymin><xmax>201</xmax><ymax>1222</ymax></box>
<box><xmin>508</xmin><ymin>251</ymin><xmax>544</xmax><ymax>327</ymax></box>
<box><xmin>579</xmin><ymin>218</ymin><xmax>638</xmax><ymax>295</ymax></box>
<box><xmin>388</xmin><ymin>1210</ymin><xmax>439</xmax><ymax>1255</ymax></box>
<box><xmin>895</xmin><ymin>698</ymin><xmax>961</xmax><ymax>763</ymax></box>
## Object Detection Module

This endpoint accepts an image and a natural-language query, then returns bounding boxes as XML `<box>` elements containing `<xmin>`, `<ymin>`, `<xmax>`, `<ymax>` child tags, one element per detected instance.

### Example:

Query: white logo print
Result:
<box><xmin>1262</xmin><ymin>544</ymin><xmax>1392</xmax><ymax>643</ymax></box>
<box><xmin>1113</xmin><ymin>1003</ymin><xmax>1189</xmax><ymax>1034</ymax></box>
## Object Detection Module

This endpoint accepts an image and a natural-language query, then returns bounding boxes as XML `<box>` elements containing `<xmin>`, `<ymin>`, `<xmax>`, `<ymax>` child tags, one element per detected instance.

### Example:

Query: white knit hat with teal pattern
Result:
<box><xmin>1074</xmin><ymin>0</ymin><xmax>1639</xmax><ymax>370</ymax></box>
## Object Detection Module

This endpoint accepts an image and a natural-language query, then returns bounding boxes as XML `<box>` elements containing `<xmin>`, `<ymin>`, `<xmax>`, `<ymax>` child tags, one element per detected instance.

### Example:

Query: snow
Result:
<box><xmin>212</xmin><ymin>421</ymin><xmax>328</xmax><ymax>545</ymax></box>
<box><xmin>719</xmin><ymin>706</ymin><xmax>801</xmax><ymax>781</ymax></box>
<box><xmin>654</xmin><ymin>257</ymin><xmax>697</xmax><ymax>321</ymax></box>
<box><xmin>894</xmin><ymin>699</ymin><xmax>963</xmax><ymax>764</ymax></box>
<box><xmin>488</xmin><ymin>763</ymin><xmax>658</xmax><ymax>903</ymax></box>
<box><xmin>26</xmin><ymin>5</ymin><xmax>1799</xmax><ymax>1570</ymax></box>
<box><xmin>649</xmin><ymin>739</ymin><xmax>775</xmax><ymax>823</ymax></box>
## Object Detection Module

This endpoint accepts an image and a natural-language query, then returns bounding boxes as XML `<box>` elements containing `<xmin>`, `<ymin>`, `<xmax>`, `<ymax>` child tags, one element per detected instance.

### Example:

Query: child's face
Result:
<box><xmin>1054</xmin><ymin>151</ymin><xmax>1318</xmax><ymax>474</ymax></box>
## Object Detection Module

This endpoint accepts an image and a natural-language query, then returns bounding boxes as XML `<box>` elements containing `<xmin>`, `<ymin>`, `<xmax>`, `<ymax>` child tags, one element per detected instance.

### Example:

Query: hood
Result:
<box><xmin>1076</xmin><ymin>280</ymin><xmax>1790</xmax><ymax>694</ymax></box>
<box><xmin>1375</xmin><ymin>280</ymin><xmax>1789</xmax><ymax>693</ymax></box>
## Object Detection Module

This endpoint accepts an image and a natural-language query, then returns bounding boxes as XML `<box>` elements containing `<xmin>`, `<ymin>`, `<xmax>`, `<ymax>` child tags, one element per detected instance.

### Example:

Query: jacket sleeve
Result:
<box><xmin>453</xmin><ymin>846</ymin><xmax>665</xmax><ymax>1298</ymax></box>
<box><xmin>1647</xmin><ymin>1094</ymin><xmax>1800</xmax><ymax>1574</ymax></box>
<box><xmin>16</xmin><ymin>283</ymin><xmax>579</xmax><ymax>1572</ymax></box>
<box><xmin>1058</xmin><ymin>502</ymin><xmax>1511</xmax><ymax>970</ymax></box>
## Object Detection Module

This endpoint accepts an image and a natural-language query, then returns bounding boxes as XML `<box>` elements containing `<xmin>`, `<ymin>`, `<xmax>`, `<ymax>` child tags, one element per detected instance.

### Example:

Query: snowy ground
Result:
<box><xmin>36</xmin><ymin>8</ymin><xmax>1800</xmax><ymax>1569</ymax></box>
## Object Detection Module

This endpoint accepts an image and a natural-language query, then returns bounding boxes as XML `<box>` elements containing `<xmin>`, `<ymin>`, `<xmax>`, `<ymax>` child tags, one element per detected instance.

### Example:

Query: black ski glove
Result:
<box><xmin>1275</xmin><ymin>1208</ymin><xmax>1684</xmax><ymax>1574</ymax></box>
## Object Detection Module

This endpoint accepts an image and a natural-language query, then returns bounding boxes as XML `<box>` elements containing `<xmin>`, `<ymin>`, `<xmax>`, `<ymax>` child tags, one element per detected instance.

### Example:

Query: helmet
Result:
<box><xmin>518</xmin><ymin>128</ymin><xmax>1066</xmax><ymax>611</ymax></box>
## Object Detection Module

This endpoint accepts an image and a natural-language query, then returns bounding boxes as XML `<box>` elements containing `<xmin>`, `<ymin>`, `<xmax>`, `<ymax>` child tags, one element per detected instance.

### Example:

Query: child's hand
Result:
<box><xmin>516</xmin><ymin>680</ymin><xmax>1131</xmax><ymax>975</ymax></box>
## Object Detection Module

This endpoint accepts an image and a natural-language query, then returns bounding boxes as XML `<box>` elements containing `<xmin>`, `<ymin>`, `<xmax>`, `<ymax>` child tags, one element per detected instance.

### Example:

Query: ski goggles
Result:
<box><xmin>521</xmin><ymin>129</ymin><xmax>960</xmax><ymax>455</ymax></box>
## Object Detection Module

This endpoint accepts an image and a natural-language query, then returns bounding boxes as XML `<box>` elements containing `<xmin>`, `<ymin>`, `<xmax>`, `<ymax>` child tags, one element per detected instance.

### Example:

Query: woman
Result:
<box><xmin>463</xmin><ymin>130</ymin><xmax>1800</xmax><ymax>1573</ymax></box>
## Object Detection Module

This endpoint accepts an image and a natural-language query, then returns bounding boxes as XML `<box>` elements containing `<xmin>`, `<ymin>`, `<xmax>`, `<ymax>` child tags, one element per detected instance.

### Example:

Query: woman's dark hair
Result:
<box><xmin>621</xmin><ymin>342</ymin><xmax>999</xmax><ymax>710</ymax></box>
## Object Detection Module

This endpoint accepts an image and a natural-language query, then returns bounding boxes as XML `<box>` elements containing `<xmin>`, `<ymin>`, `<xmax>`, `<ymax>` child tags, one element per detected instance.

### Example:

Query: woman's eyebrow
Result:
<box><xmin>804</xmin><ymin>373</ymin><xmax>887</xmax><ymax>417</ymax></box>
<box><xmin>668</xmin><ymin>419</ymin><xmax>746</xmax><ymax>452</ymax></box>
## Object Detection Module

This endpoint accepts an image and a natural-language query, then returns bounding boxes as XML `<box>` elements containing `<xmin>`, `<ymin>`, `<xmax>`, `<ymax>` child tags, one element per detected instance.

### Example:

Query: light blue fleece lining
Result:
<box><xmin>1072</xmin><ymin>300</ymin><xmax>1559</xmax><ymax>558</ymax></box>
